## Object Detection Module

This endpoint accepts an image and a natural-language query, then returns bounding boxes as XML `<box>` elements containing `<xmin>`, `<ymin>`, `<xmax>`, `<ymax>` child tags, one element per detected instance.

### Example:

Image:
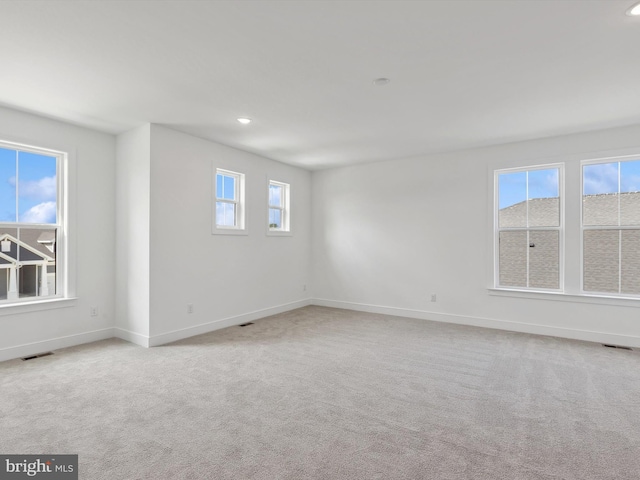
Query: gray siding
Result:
<box><xmin>498</xmin><ymin>192</ymin><xmax>640</xmax><ymax>293</ymax></box>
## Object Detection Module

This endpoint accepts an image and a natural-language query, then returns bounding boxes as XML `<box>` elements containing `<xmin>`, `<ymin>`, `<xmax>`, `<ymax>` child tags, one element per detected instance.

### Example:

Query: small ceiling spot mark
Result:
<box><xmin>372</xmin><ymin>78</ymin><xmax>391</xmax><ymax>86</ymax></box>
<box><xmin>237</xmin><ymin>118</ymin><xmax>252</xmax><ymax>125</ymax></box>
<box><xmin>627</xmin><ymin>2</ymin><xmax>640</xmax><ymax>15</ymax></box>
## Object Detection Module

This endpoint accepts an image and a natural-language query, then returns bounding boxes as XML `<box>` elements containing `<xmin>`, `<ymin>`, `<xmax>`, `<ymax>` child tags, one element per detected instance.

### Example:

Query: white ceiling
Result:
<box><xmin>1</xmin><ymin>0</ymin><xmax>640</xmax><ymax>170</ymax></box>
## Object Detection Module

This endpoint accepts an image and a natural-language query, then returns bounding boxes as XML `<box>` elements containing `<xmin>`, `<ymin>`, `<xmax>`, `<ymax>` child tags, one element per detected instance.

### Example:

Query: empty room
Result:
<box><xmin>1</xmin><ymin>1</ymin><xmax>640</xmax><ymax>479</ymax></box>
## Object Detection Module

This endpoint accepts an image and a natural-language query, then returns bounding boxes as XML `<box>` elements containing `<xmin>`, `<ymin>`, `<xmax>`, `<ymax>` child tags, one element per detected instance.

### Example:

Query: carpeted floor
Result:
<box><xmin>1</xmin><ymin>306</ymin><xmax>639</xmax><ymax>479</ymax></box>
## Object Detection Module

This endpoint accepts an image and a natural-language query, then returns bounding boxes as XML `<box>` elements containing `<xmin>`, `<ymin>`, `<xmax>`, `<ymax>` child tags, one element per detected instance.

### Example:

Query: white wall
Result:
<box><xmin>312</xmin><ymin>124</ymin><xmax>640</xmax><ymax>348</ymax></box>
<box><xmin>148</xmin><ymin>125</ymin><xmax>311</xmax><ymax>345</ymax></box>
<box><xmin>115</xmin><ymin>125</ymin><xmax>151</xmax><ymax>345</ymax></box>
<box><xmin>0</xmin><ymin>106</ymin><xmax>116</xmax><ymax>361</ymax></box>
<box><xmin>3</xmin><ymin>104</ymin><xmax>639</xmax><ymax>361</ymax></box>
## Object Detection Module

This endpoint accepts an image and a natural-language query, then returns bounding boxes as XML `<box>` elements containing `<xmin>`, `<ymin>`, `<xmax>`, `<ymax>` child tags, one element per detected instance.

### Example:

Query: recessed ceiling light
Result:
<box><xmin>372</xmin><ymin>78</ymin><xmax>391</xmax><ymax>86</ymax></box>
<box><xmin>237</xmin><ymin>117</ymin><xmax>251</xmax><ymax>124</ymax></box>
<box><xmin>627</xmin><ymin>2</ymin><xmax>640</xmax><ymax>15</ymax></box>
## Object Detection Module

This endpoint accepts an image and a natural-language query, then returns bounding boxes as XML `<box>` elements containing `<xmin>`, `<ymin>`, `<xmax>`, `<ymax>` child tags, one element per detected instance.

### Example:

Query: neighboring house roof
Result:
<box><xmin>499</xmin><ymin>191</ymin><xmax>640</xmax><ymax>226</ymax></box>
<box><xmin>0</xmin><ymin>232</ymin><xmax>55</xmax><ymax>265</ymax></box>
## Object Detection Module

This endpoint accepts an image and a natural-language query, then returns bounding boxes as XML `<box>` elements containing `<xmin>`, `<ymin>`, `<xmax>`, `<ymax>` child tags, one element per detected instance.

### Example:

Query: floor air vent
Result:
<box><xmin>22</xmin><ymin>352</ymin><xmax>54</xmax><ymax>361</ymax></box>
<box><xmin>239</xmin><ymin>322</ymin><xmax>254</xmax><ymax>327</ymax></box>
<box><xmin>603</xmin><ymin>344</ymin><xmax>633</xmax><ymax>351</ymax></box>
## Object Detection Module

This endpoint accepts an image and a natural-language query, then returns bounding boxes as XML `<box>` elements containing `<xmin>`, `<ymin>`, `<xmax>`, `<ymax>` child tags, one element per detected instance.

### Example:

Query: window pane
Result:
<box><xmin>0</xmin><ymin>148</ymin><xmax>16</xmax><ymax>222</ymax></box>
<box><xmin>0</xmin><ymin>227</ymin><xmax>55</xmax><ymax>300</ymax></box>
<box><xmin>216</xmin><ymin>201</ymin><xmax>234</xmax><ymax>227</ymax></box>
<box><xmin>224</xmin><ymin>202</ymin><xmax>236</xmax><ymax>226</ymax></box>
<box><xmin>528</xmin><ymin>230</ymin><xmax>559</xmax><ymax>289</ymax></box>
<box><xmin>216</xmin><ymin>174</ymin><xmax>223</xmax><ymax>199</ymax></box>
<box><xmin>620</xmin><ymin>160</ymin><xmax>640</xmax><ymax>226</ymax></box>
<box><xmin>269</xmin><ymin>208</ymin><xmax>281</xmax><ymax>229</ymax></box>
<box><xmin>17</xmin><ymin>151</ymin><xmax>57</xmax><ymax>224</ymax></box>
<box><xmin>215</xmin><ymin>201</ymin><xmax>224</xmax><ymax>226</ymax></box>
<box><xmin>621</xmin><ymin>229</ymin><xmax>640</xmax><ymax>295</ymax></box>
<box><xmin>223</xmin><ymin>175</ymin><xmax>235</xmax><ymax>200</ymax></box>
<box><xmin>216</xmin><ymin>174</ymin><xmax>236</xmax><ymax>201</ymax></box>
<box><xmin>583</xmin><ymin>163</ymin><xmax>618</xmax><ymax>226</ymax></box>
<box><xmin>620</xmin><ymin>160</ymin><xmax>640</xmax><ymax>193</ymax></box>
<box><xmin>498</xmin><ymin>172</ymin><xmax>526</xmax><ymax>228</ymax></box>
<box><xmin>0</xmin><ymin>227</ymin><xmax>18</xmax><ymax>301</ymax></box>
<box><xmin>269</xmin><ymin>184</ymin><xmax>282</xmax><ymax>208</ymax></box>
<box><xmin>528</xmin><ymin>169</ymin><xmax>559</xmax><ymax>227</ymax></box>
<box><xmin>499</xmin><ymin>231</ymin><xmax>527</xmax><ymax>287</ymax></box>
<box><xmin>18</xmin><ymin>227</ymin><xmax>56</xmax><ymax>298</ymax></box>
<box><xmin>583</xmin><ymin>229</ymin><xmax>619</xmax><ymax>293</ymax></box>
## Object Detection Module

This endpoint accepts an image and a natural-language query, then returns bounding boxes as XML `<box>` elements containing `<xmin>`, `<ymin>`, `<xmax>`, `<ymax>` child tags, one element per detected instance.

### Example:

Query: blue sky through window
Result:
<box><xmin>224</xmin><ymin>176</ymin><xmax>234</xmax><ymax>200</ymax></box>
<box><xmin>269</xmin><ymin>184</ymin><xmax>282</xmax><ymax>207</ymax></box>
<box><xmin>498</xmin><ymin>168</ymin><xmax>558</xmax><ymax>209</ymax></box>
<box><xmin>528</xmin><ymin>169</ymin><xmax>558</xmax><ymax>200</ymax></box>
<box><xmin>0</xmin><ymin>147</ymin><xmax>56</xmax><ymax>224</ymax></box>
<box><xmin>216</xmin><ymin>202</ymin><xmax>235</xmax><ymax>226</ymax></box>
<box><xmin>0</xmin><ymin>148</ymin><xmax>16</xmax><ymax>222</ymax></box>
<box><xmin>269</xmin><ymin>208</ymin><xmax>281</xmax><ymax>228</ymax></box>
<box><xmin>216</xmin><ymin>174</ymin><xmax>222</xmax><ymax>198</ymax></box>
<box><xmin>498</xmin><ymin>171</ymin><xmax>525</xmax><ymax>209</ymax></box>
<box><xmin>215</xmin><ymin>173</ymin><xmax>237</xmax><ymax>227</ymax></box>
<box><xmin>216</xmin><ymin>173</ymin><xmax>236</xmax><ymax>201</ymax></box>
<box><xmin>583</xmin><ymin>160</ymin><xmax>640</xmax><ymax>195</ymax></box>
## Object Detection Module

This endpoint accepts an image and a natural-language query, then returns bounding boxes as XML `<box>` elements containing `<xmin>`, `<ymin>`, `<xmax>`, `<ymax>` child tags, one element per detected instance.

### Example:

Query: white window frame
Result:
<box><xmin>494</xmin><ymin>163</ymin><xmax>564</xmax><ymax>293</ymax></box>
<box><xmin>580</xmin><ymin>155</ymin><xmax>640</xmax><ymax>298</ymax></box>
<box><xmin>0</xmin><ymin>139</ymin><xmax>67</xmax><ymax>307</ymax></box>
<box><xmin>213</xmin><ymin>168</ymin><xmax>247</xmax><ymax>235</ymax></box>
<box><xmin>267</xmin><ymin>179</ymin><xmax>291</xmax><ymax>236</ymax></box>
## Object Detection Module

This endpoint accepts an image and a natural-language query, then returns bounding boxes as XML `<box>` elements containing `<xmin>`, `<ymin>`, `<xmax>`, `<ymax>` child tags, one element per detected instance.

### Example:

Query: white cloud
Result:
<box><xmin>20</xmin><ymin>202</ymin><xmax>56</xmax><ymax>223</ymax></box>
<box><xmin>20</xmin><ymin>176</ymin><xmax>57</xmax><ymax>201</ymax></box>
<box><xmin>584</xmin><ymin>163</ymin><xmax>618</xmax><ymax>195</ymax></box>
<box><xmin>527</xmin><ymin>168</ymin><xmax>559</xmax><ymax>199</ymax></box>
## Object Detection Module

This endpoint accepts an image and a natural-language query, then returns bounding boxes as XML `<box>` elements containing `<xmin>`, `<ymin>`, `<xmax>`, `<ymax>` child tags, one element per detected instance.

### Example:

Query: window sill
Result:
<box><xmin>0</xmin><ymin>297</ymin><xmax>78</xmax><ymax>316</ymax></box>
<box><xmin>488</xmin><ymin>288</ymin><xmax>640</xmax><ymax>307</ymax></box>
<box><xmin>267</xmin><ymin>230</ymin><xmax>292</xmax><ymax>237</ymax></box>
<box><xmin>212</xmin><ymin>228</ymin><xmax>248</xmax><ymax>236</ymax></box>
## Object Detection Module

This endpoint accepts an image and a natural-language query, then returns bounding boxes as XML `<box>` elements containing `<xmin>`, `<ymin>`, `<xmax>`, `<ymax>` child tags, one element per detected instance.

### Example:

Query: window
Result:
<box><xmin>0</xmin><ymin>141</ymin><xmax>64</xmax><ymax>304</ymax></box>
<box><xmin>268</xmin><ymin>180</ymin><xmax>290</xmax><ymax>233</ymax></box>
<box><xmin>495</xmin><ymin>165</ymin><xmax>562</xmax><ymax>291</ymax></box>
<box><xmin>582</xmin><ymin>159</ymin><xmax>640</xmax><ymax>295</ymax></box>
<box><xmin>213</xmin><ymin>169</ymin><xmax>245</xmax><ymax>234</ymax></box>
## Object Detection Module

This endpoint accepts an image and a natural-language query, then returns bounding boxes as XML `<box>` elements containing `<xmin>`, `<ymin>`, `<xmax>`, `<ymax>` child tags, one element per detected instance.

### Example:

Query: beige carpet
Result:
<box><xmin>1</xmin><ymin>306</ymin><xmax>639</xmax><ymax>479</ymax></box>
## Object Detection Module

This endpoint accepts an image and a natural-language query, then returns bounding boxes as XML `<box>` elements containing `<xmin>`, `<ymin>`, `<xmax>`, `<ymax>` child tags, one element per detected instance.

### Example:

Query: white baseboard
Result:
<box><xmin>312</xmin><ymin>298</ymin><xmax>640</xmax><ymax>349</ymax></box>
<box><xmin>148</xmin><ymin>299</ymin><xmax>312</xmax><ymax>347</ymax></box>
<box><xmin>6</xmin><ymin>297</ymin><xmax>633</xmax><ymax>361</ymax></box>
<box><xmin>0</xmin><ymin>327</ymin><xmax>115</xmax><ymax>363</ymax></box>
<box><xmin>114</xmin><ymin>328</ymin><xmax>150</xmax><ymax>348</ymax></box>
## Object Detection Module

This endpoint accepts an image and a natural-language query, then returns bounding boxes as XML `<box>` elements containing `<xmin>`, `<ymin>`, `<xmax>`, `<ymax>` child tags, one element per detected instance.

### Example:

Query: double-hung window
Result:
<box><xmin>495</xmin><ymin>165</ymin><xmax>562</xmax><ymax>291</ymax></box>
<box><xmin>582</xmin><ymin>158</ymin><xmax>640</xmax><ymax>295</ymax></box>
<box><xmin>268</xmin><ymin>180</ymin><xmax>290</xmax><ymax>233</ymax></box>
<box><xmin>214</xmin><ymin>168</ymin><xmax>245</xmax><ymax>234</ymax></box>
<box><xmin>0</xmin><ymin>141</ymin><xmax>64</xmax><ymax>304</ymax></box>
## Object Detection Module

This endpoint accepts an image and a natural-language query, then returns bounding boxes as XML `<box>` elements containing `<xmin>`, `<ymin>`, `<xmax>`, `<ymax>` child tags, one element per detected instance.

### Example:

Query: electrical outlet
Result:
<box><xmin>90</xmin><ymin>306</ymin><xmax>99</xmax><ymax>317</ymax></box>
<box><xmin>187</xmin><ymin>303</ymin><xmax>194</xmax><ymax>314</ymax></box>
<box><xmin>430</xmin><ymin>294</ymin><xmax>437</xmax><ymax>302</ymax></box>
